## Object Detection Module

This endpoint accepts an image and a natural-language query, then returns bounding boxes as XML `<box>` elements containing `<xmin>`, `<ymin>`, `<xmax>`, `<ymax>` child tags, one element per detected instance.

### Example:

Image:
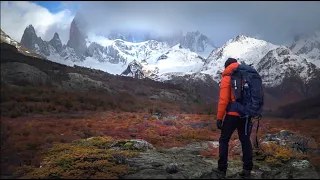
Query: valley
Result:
<box><xmin>1</xmin><ymin>8</ymin><xmax>320</xmax><ymax>179</ymax></box>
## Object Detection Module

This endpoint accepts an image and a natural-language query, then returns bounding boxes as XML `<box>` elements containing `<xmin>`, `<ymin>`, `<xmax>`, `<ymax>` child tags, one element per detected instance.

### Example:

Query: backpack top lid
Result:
<box><xmin>235</xmin><ymin>63</ymin><xmax>259</xmax><ymax>75</ymax></box>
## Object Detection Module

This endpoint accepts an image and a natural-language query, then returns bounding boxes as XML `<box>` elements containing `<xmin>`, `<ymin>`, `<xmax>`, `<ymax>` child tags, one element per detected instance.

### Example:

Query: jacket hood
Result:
<box><xmin>222</xmin><ymin>62</ymin><xmax>239</xmax><ymax>77</ymax></box>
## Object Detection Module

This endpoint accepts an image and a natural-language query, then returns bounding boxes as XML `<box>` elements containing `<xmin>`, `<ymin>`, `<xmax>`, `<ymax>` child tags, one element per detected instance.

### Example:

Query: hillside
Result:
<box><xmin>1</xmin><ymin>42</ymin><xmax>216</xmax><ymax>117</ymax></box>
<box><xmin>272</xmin><ymin>94</ymin><xmax>320</xmax><ymax>119</ymax></box>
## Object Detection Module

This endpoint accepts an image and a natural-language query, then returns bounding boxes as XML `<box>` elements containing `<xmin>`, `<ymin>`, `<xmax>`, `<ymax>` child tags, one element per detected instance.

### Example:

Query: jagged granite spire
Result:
<box><xmin>20</xmin><ymin>25</ymin><xmax>38</xmax><ymax>50</ymax></box>
<box><xmin>49</xmin><ymin>32</ymin><xmax>62</xmax><ymax>52</ymax></box>
<box><xmin>67</xmin><ymin>12</ymin><xmax>88</xmax><ymax>58</ymax></box>
<box><xmin>20</xmin><ymin>24</ymin><xmax>50</xmax><ymax>56</ymax></box>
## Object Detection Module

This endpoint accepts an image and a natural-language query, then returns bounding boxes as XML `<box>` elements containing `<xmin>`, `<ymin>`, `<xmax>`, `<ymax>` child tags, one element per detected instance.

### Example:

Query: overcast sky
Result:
<box><xmin>1</xmin><ymin>1</ymin><xmax>320</xmax><ymax>46</ymax></box>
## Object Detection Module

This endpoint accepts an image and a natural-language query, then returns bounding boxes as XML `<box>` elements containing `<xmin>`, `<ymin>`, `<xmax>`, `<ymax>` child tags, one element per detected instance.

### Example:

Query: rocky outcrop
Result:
<box><xmin>122</xmin><ymin>138</ymin><xmax>320</xmax><ymax>179</ymax></box>
<box><xmin>87</xmin><ymin>42</ymin><xmax>104</xmax><ymax>62</ymax></box>
<box><xmin>61</xmin><ymin>73</ymin><xmax>109</xmax><ymax>91</ymax></box>
<box><xmin>261</xmin><ymin>130</ymin><xmax>318</xmax><ymax>155</ymax></box>
<box><xmin>1</xmin><ymin>62</ymin><xmax>49</xmax><ymax>86</ymax></box>
<box><xmin>121</xmin><ymin>60</ymin><xmax>145</xmax><ymax>79</ymax></box>
<box><xmin>110</xmin><ymin>139</ymin><xmax>155</xmax><ymax>151</ymax></box>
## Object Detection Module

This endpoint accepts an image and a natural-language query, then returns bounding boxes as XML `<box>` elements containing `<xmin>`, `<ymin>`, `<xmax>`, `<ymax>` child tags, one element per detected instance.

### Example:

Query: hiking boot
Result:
<box><xmin>212</xmin><ymin>168</ymin><xmax>226</xmax><ymax>179</ymax></box>
<box><xmin>239</xmin><ymin>169</ymin><xmax>251</xmax><ymax>178</ymax></box>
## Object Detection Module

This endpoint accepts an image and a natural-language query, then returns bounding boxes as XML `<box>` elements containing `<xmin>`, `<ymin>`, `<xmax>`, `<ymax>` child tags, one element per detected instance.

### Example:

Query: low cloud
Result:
<box><xmin>78</xmin><ymin>1</ymin><xmax>320</xmax><ymax>46</ymax></box>
<box><xmin>1</xmin><ymin>1</ymin><xmax>320</xmax><ymax>46</ymax></box>
<box><xmin>0</xmin><ymin>1</ymin><xmax>74</xmax><ymax>44</ymax></box>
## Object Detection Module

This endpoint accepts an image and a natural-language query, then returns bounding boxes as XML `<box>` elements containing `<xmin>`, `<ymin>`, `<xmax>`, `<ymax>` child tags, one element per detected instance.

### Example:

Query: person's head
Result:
<box><xmin>224</xmin><ymin>58</ymin><xmax>238</xmax><ymax>68</ymax></box>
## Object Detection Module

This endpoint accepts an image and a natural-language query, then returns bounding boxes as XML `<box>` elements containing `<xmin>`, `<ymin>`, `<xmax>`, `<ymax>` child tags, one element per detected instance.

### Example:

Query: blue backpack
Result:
<box><xmin>227</xmin><ymin>63</ymin><xmax>264</xmax><ymax>148</ymax></box>
<box><xmin>226</xmin><ymin>63</ymin><xmax>264</xmax><ymax>118</ymax></box>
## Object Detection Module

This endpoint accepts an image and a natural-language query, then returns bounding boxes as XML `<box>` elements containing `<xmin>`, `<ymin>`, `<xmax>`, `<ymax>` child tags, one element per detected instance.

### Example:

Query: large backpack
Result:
<box><xmin>226</xmin><ymin>63</ymin><xmax>264</xmax><ymax>118</ymax></box>
<box><xmin>226</xmin><ymin>63</ymin><xmax>264</xmax><ymax>148</ymax></box>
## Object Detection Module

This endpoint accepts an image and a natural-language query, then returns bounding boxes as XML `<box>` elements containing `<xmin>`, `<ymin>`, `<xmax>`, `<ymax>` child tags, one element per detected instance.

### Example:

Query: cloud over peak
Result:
<box><xmin>1</xmin><ymin>1</ymin><xmax>74</xmax><ymax>44</ymax></box>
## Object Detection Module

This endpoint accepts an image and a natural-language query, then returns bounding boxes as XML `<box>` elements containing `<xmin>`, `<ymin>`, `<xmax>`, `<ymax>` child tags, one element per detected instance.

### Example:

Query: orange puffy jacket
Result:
<box><xmin>217</xmin><ymin>62</ymin><xmax>240</xmax><ymax>120</ymax></box>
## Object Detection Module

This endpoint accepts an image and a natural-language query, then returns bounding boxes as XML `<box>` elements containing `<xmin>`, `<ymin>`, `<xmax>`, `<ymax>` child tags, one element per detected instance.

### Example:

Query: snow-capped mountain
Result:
<box><xmin>118</xmin><ymin>43</ymin><xmax>206</xmax><ymax>80</ymax></box>
<box><xmin>154</xmin><ymin>31</ymin><xmax>216</xmax><ymax>58</ymax></box>
<box><xmin>106</xmin><ymin>30</ymin><xmax>216</xmax><ymax>58</ymax></box>
<box><xmin>17</xmin><ymin>23</ymin><xmax>205</xmax><ymax>80</ymax></box>
<box><xmin>86</xmin><ymin>38</ymin><xmax>170</xmax><ymax>65</ymax></box>
<box><xmin>200</xmin><ymin>35</ymin><xmax>278</xmax><ymax>82</ymax></box>
<box><xmin>150</xmin><ymin>44</ymin><xmax>206</xmax><ymax>78</ymax></box>
<box><xmin>198</xmin><ymin>34</ymin><xmax>320</xmax><ymax>90</ymax></box>
<box><xmin>257</xmin><ymin>46</ymin><xmax>318</xmax><ymax>87</ymax></box>
<box><xmin>13</xmin><ymin>9</ymin><xmax>320</xmax><ymax>91</ymax></box>
<box><xmin>106</xmin><ymin>29</ymin><xmax>153</xmax><ymax>43</ymax></box>
<box><xmin>290</xmin><ymin>31</ymin><xmax>320</xmax><ymax>67</ymax></box>
<box><xmin>179</xmin><ymin>31</ymin><xmax>216</xmax><ymax>58</ymax></box>
<box><xmin>20</xmin><ymin>25</ymin><xmax>80</xmax><ymax>64</ymax></box>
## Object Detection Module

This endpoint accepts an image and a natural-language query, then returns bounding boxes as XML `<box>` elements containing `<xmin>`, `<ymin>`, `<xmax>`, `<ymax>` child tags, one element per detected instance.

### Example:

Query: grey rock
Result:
<box><xmin>261</xmin><ymin>130</ymin><xmax>318</xmax><ymax>154</ymax></box>
<box><xmin>160</xmin><ymin>90</ymin><xmax>181</xmax><ymax>101</ymax></box>
<box><xmin>122</xmin><ymin>139</ymin><xmax>320</xmax><ymax>179</ymax></box>
<box><xmin>61</xmin><ymin>72</ymin><xmax>109</xmax><ymax>91</ymax></box>
<box><xmin>130</xmin><ymin>139</ymin><xmax>155</xmax><ymax>151</ymax></box>
<box><xmin>87</xmin><ymin>42</ymin><xmax>104</xmax><ymax>62</ymax></box>
<box><xmin>279</xmin><ymin>130</ymin><xmax>294</xmax><ymax>139</ymax></box>
<box><xmin>162</xmin><ymin>116</ymin><xmax>178</xmax><ymax>121</ymax></box>
<box><xmin>291</xmin><ymin>160</ymin><xmax>311</xmax><ymax>170</ymax></box>
<box><xmin>151</xmin><ymin>115</ymin><xmax>160</xmax><ymax>120</ymax></box>
<box><xmin>150</xmin><ymin>95</ymin><xmax>161</xmax><ymax>100</ymax></box>
<box><xmin>1</xmin><ymin>62</ymin><xmax>49</xmax><ymax>85</ymax></box>
<box><xmin>165</xmin><ymin>163</ymin><xmax>179</xmax><ymax>174</ymax></box>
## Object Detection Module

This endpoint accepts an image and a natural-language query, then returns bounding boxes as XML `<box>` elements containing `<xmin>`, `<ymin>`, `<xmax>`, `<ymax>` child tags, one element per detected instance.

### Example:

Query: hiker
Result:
<box><xmin>213</xmin><ymin>57</ymin><xmax>262</xmax><ymax>178</ymax></box>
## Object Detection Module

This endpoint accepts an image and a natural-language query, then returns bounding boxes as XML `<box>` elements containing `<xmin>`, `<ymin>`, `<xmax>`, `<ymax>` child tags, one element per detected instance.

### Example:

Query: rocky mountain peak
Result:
<box><xmin>290</xmin><ymin>31</ymin><xmax>320</xmax><ymax>67</ymax></box>
<box><xmin>201</xmin><ymin>35</ymin><xmax>279</xmax><ymax>82</ymax></box>
<box><xmin>232</xmin><ymin>34</ymin><xmax>250</xmax><ymax>42</ymax></box>
<box><xmin>49</xmin><ymin>32</ymin><xmax>62</xmax><ymax>52</ymax></box>
<box><xmin>20</xmin><ymin>25</ymin><xmax>54</xmax><ymax>57</ymax></box>
<box><xmin>25</xmin><ymin>25</ymin><xmax>36</xmax><ymax>35</ymax></box>
<box><xmin>257</xmin><ymin>46</ymin><xmax>318</xmax><ymax>87</ymax></box>
<box><xmin>121</xmin><ymin>60</ymin><xmax>145</xmax><ymax>79</ymax></box>
<box><xmin>52</xmin><ymin>32</ymin><xmax>60</xmax><ymax>40</ymax></box>
<box><xmin>67</xmin><ymin>17</ymin><xmax>88</xmax><ymax>59</ymax></box>
<box><xmin>20</xmin><ymin>24</ymin><xmax>38</xmax><ymax>50</ymax></box>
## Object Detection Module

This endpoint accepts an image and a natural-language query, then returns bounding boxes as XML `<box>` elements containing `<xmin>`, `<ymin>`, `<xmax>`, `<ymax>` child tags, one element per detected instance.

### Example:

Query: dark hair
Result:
<box><xmin>225</xmin><ymin>58</ymin><xmax>238</xmax><ymax>68</ymax></box>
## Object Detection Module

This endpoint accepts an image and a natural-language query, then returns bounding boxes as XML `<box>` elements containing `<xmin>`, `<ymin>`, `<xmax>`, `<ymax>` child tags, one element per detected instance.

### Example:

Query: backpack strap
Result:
<box><xmin>253</xmin><ymin>115</ymin><xmax>262</xmax><ymax>149</ymax></box>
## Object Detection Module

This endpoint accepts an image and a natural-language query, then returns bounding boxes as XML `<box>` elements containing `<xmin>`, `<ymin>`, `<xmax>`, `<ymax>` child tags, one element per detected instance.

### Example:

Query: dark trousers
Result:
<box><xmin>218</xmin><ymin>115</ymin><xmax>253</xmax><ymax>171</ymax></box>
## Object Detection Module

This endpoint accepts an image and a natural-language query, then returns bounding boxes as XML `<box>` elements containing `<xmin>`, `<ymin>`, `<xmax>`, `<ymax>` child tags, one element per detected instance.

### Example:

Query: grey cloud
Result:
<box><xmin>75</xmin><ymin>1</ymin><xmax>320</xmax><ymax>46</ymax></box>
